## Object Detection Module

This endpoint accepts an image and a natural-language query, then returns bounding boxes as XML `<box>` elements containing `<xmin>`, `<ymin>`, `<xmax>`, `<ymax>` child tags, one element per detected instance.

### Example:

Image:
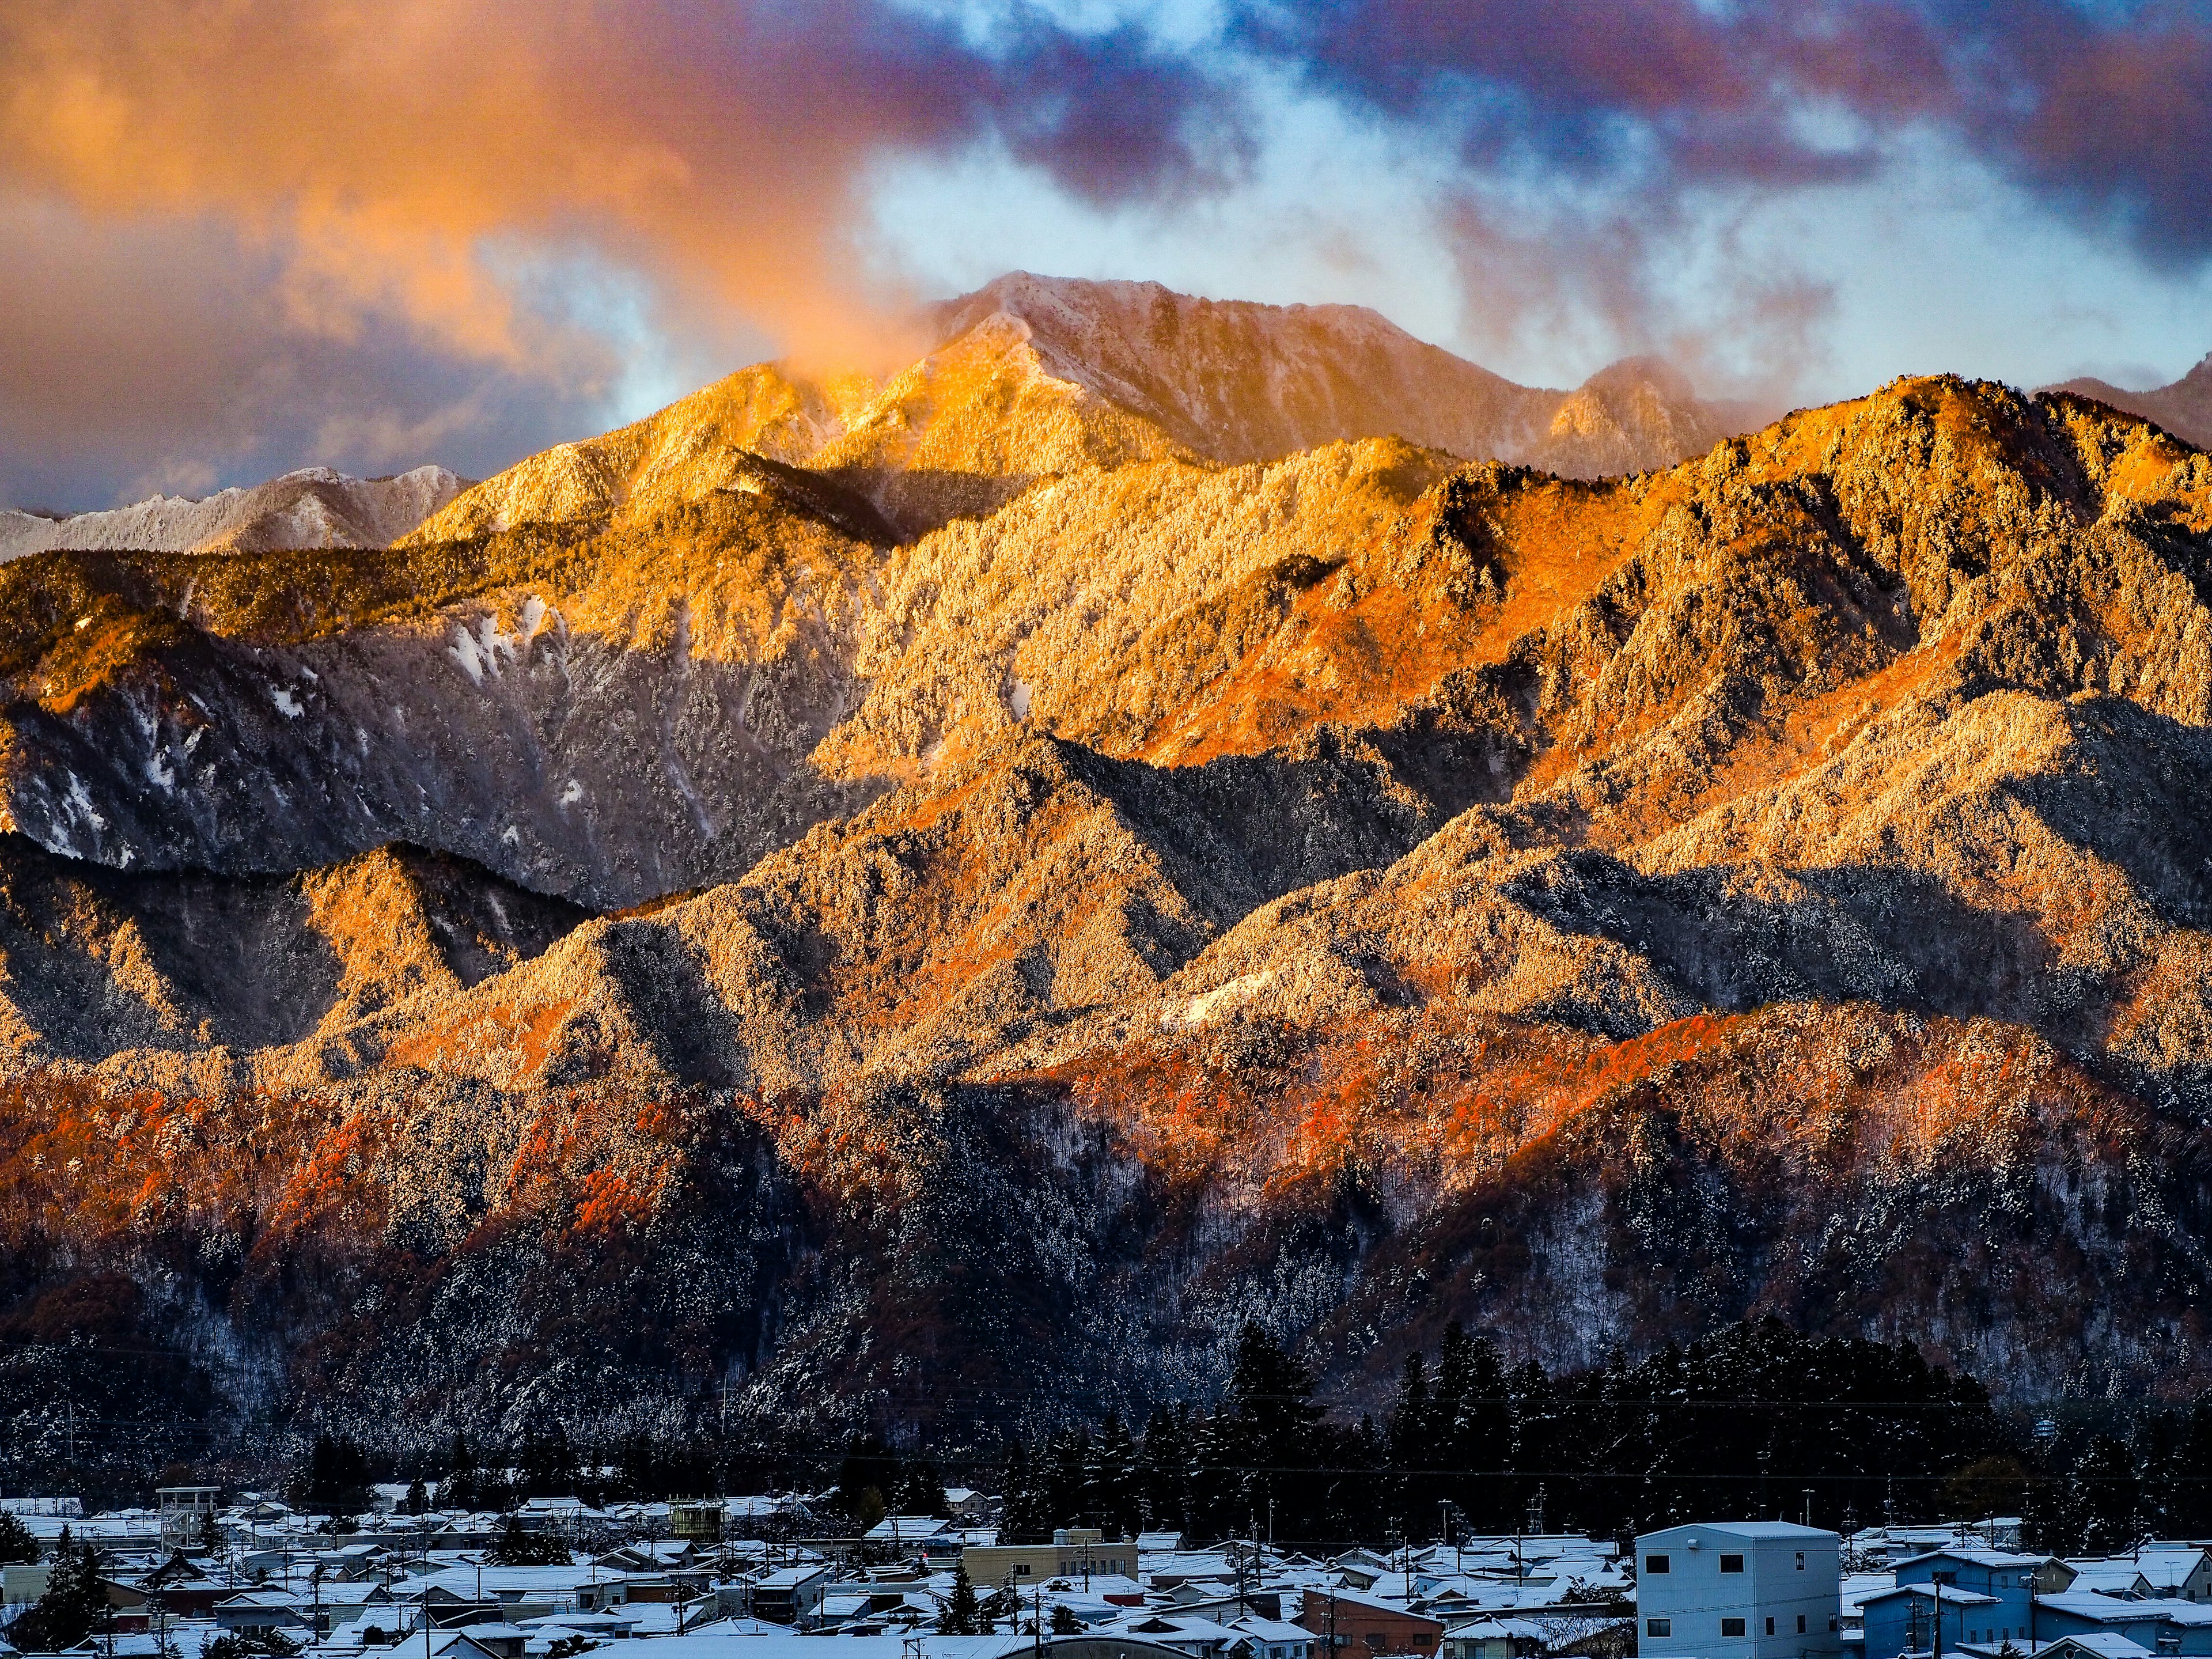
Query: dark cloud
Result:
<box><xmin>1235</xmin><ymin>0</ymin><xmax>2212</xmax><ymax>263</ymax></box>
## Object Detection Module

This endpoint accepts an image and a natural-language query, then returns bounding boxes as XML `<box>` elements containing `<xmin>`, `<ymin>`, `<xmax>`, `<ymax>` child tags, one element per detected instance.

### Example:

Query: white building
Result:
<box><xmin>1637</xmin><ymin>1522</ymin><xmax>1842</xmax><ymax>1659</ymax></box>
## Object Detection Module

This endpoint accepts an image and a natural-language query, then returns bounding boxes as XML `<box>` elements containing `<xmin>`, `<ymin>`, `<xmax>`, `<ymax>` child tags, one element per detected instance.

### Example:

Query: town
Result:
<box><xmin>6</xmin><ymin>1487</ymin><xmax>2212</xmax><ymax>1659</ymax></box>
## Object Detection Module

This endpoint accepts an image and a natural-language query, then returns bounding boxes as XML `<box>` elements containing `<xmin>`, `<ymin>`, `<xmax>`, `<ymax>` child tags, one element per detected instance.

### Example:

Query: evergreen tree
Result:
<box><xmin>1226</xmin><ymin>1322</ymin><xmax>1323</xmax><ymax>1537</ymax></box>
<box><xmin>2076</xmin><ymin>1434</ymin><xmax>2141</xmax><ymax>1552</ymax></box>
<box><xmin>207</xmin><ymin>1632</ymin><xmax>299</xmax><ymax>1659</ymax></box>
<box><xmin>2024</xmin><ymin>1456</ymin><xmax>2086</xmax><ymax>1556</ymax></box>
<box><xmin>1388</xmin><ymin>1354</ymin><xmax>1432</xmax><ymax>1474</ymax></box>
<box><xmin>0</xmin><ymin>1510</ymin><xmax>39</xmax><ymax>1564</ymax></box>
<box><xmin>13</xmin><ymin>1529</ymin><xmax>111</xmax><ymax>1652</ymax></box>
<box><xmin>1088</xmin><ymin>1414</ymin><xmax>1139</xmax><ymax>1537</ymax></box>
<box><xmin>998</xmin><ymin>1438</ymin><xmax>1052</xmax><ymax>1544</ymax></box>
<box><xmin>488</xmin><ymin>1513</ymin><xmax>569</xmax><ymax>1566</ymax></box>
<box><xmin>517</xmin><ymin>1423</ymin><xmax>578</xmax><ymax>1498</ymax></box>
<box><xmin>196</xmin><ymin>1508</ymin><xmax>225</xmax><ymax>1554</ymax></box>
<box><xmin>832</xmin><ymin>1435</ymin><xmax>900</xmax><ymax>1527</ymax></box>
<box><xmin>2153</xmin><ymin>1394</ymin><xmax>2212</xmax><ymax>1536</ymax></box>
<box><xmin>1046</xmin><ymin>1429</ymin><xmax>1089</xmax><ymax>1529</ymax></box>
<box><xmin>938</xmin><ymin>1562</ymin><xmax>980</xmax><ymax>1635</ymax></box>
<box><xmin>403</xmin><ymin>1478</ymin><xmax>429</xmax><ymax>1518</ymax></box>
<box><xmin>1137</xmin><ymin>1407</ymin><xmax>1192</xmax><ymax>1535</ymax></box>
<box><xmin>1051</xmin><ymin>1605</ymin><xmax>1084</xmax><ymax>1635</ymax></box>
<box><xmin>297</xmin><ymin>1432</ymin><xmax>373</xmax><ymax>1513</ymax></box>
<box><xmin>445</xmin><ymin>1431</ymin><xmax>479</xmax><ymax>1512</ymax></box>
<box><xmin>895</xmin><ymin>1454</ymin><xmax>950</xmax><ymax>1518</ymax></box>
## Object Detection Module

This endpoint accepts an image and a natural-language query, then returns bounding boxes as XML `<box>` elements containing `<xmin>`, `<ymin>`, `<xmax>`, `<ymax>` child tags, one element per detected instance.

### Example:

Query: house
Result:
<box><xmin>1228</xmin><ymin>1615</ymin><xmax>1319</xmax><ymax>1659</ymax></box>
<box><xmin>2035</xmin><ymin>1592</ymin><xmax>2212</xmax><ymax>1656</ymax></box>
<box><xmin>748</xmin><ymin>1565</ymin><xmax>832</xmax><ymax>1627</ymax></box>
<box><xmin>1861</xmin><ymin>1549</ymin><xmax>2051</xmax><ymax>1658</ymax></box>
<box><xmin>1636</xmin><ymin>1522</ymin><xmax>1841</xmax><ymax>1659</ymax></box>
<box><xmin>1297</xmin><ymin>1587</ymin><xmax>1446</xmax><ymax>1657</ymax></box>
<box><xmin>1108</xmin><ymin>1614</ymin><xmax>1245</xmax><ymax>1657</ymax></box>
<box><xmin>213</xmin><ymin>1590</ymin><xmax>311</xmax><ymax>1633</ymax></box>
<box><xmin>963</xmin><ymin>1535</ymin><xmax>1137</xmax><ymax>1588</ymax></box>
<box><xmin>2069</xmin><ymin>1554</ymin><xmax>2212</xmax><ymax>1606</ymax></box>
<box><xmin>1859</xmin><ymin>1581</ymin><xmax>2003</xmax><ymax>1656</ymax></box>
<box><xmin>1440</xmin><ymin>1616</ymin><xmax>1552</xmax><ymax>1659</ymax></box>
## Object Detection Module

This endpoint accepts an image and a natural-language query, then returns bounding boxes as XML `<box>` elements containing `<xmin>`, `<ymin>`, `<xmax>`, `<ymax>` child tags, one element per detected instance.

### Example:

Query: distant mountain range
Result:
<box><xmin>0</xmin><ymin>464</ymin><xmax>466</xmax><ymax>561</ymax></box>
<box><xmin>1</xmin><ymin>277</ymin><xmax>2210</xmax><ymax>1480</ymax></box>
<box><xmin>2050</xmin><ymin>353</ymin><xmax>2212</xmax><ymax>450</ymax></box>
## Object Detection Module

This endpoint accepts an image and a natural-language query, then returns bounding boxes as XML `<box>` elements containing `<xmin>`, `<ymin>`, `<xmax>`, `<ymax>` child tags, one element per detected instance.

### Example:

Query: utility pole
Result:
<box><xmin>1804</xmin><ymin>1491</ymin><xmax>1814</xmax><ymax>1529</ymax></box>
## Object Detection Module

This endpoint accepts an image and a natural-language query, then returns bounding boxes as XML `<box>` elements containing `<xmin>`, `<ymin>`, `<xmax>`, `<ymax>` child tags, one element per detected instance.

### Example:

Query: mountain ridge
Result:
<box><xmin>2049</xmin><ymin>352</ymin><xmax>2212</xmax><ymax>450</ymax></box>
<box><xmin>0</xmin><ymin>464</ymin><xmax>468</xmax><ymax>562</ymax></box>
<box><xmin>406</xmin><ymin>273</ymin><xmax>1749</xmax><ymax>547</ymax></box>
<box><xmin>3</xmin><ymin>323</ymin><xmax>2212</xmax><ymax>1465</ymax></box>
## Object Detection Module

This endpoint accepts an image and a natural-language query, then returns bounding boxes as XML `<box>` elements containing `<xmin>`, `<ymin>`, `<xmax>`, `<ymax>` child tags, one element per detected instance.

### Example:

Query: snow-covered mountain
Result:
<box><xmin>0</xmin><ymin>463</ymin><xmax>467</xmax><ymax>562</ymax></box>
<box><xmin>2052</xmin><ymin>353</ymin><xmax>2212</xmax><ymax>450</ymax></box>
<box><xmin>407</xmin><ymin>274</ymin><xmax>1747</xmax><ymax>549</ymax></box>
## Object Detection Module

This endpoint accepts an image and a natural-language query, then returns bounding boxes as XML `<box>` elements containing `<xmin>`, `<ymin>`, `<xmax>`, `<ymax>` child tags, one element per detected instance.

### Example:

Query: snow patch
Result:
<box><xmin>1161</xmin><ymin>969</ymin><xmax>1274</xmax><ymax>1031</ymax></box>
<box><xmin>558</xmin><ymin>779</ymin><xmax>584</xmax><ymax>806</ymax></box>
<box><xmin>63</xmin><ymin>773</ymin><xmax>108</xmax><ymax>832</ymax></box>
<box><xmin>1008</xmin><ymin>677</ymin><xmax>1034</xmax><ymax>720</ymax></box>
<box><xmin>270</xmin><ymin>685</ymin><xmax>303</xmax><ymax>719</ymax></box>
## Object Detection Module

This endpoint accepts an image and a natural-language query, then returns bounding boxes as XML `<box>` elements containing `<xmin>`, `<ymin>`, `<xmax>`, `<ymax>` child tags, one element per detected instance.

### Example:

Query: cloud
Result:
<box><xmin>0</xmin><ymin>0</ymin><xmax>1243</xmax><ymax>507</ymax></box>
<box><xmin>2</xmin><ymin>0</ymin><xmax>2206</xmax><ymax>509</ymax></box>
<box><xmin>1235</xmin><ymin>0</ymin><xmax>2212</xmax><ymax>263</ymax></box>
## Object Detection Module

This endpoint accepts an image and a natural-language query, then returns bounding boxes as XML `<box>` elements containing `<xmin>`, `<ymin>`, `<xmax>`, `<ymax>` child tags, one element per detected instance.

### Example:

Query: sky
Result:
<box><xmin>2</xmin><ymin>0</ymin><xmax>2210</xmax><ymax>513</ymax></box>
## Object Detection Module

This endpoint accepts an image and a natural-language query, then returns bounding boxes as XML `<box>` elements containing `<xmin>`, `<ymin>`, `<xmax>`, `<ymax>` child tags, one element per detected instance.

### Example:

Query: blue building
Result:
<box><xmin>1858</xmin><ymin>1547</ymin><xmax>2048</xmax><ymax>1658</ymax></box>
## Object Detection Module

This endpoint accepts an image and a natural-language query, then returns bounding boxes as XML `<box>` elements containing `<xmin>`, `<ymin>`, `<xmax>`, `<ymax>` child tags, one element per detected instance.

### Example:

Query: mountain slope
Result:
<box><xmin>408</xmin><ymin>274</ymin><xmax>1742</xmax><ymax>550</ymax></box>
<box><xmin>2052</xmin><ymin>353</ymin><xmax>2212</xmax><ymax>450</ymax></box>
<box><xmin>0</xmin><ymin>465</ymin><xmax>466</xmax><ymax>561</ymax></box>
<box><xmin>6</xmin><ymin>343</ymin><xmax>2212</xmax><ymax>1457</ymax></box>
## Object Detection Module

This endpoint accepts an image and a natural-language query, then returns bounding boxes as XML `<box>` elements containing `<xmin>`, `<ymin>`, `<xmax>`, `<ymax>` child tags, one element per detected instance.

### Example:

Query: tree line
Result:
<box><xmin>119</xmin><ymin>1318</ymin><xmax>2212</xmax><ymax>1556</ymax></box>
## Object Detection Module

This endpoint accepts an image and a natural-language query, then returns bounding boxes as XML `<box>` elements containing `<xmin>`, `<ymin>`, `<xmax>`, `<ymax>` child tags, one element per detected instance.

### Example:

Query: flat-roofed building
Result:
<box><xmin>1637</xmin><ymin>1521</ymin><xmax>1842</xmax><ymax>1659</ymax></box>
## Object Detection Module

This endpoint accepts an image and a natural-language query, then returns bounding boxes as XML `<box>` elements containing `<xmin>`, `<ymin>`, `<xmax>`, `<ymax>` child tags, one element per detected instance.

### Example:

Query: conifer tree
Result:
<box><xmin>1088</xmin><ymin>1414</ymin><xmax>1138</xmax><ymax>1537</ymax></box>
<box><xmin>13</xmin><ymin>1528</ymin><xmax>111</xmax><ymax>1652</ymax></box>
<box><xmin>1137</xmin><ymin>1406</ymin><xmax>1192</xmax><ymax>1536</ymax></box>
<box><xmin>895</xmin><ymin>1454</ymin><xmax>950</xmax><ymax>1518</ymax></box>
<box><xmin>0</xmin><ymin>1510</ymin><xmax>38</xmax><ymax>1565</ymax></box>
<box><xmin>938</xmin><ymin>1562</ymin><xmax>980</xmax><ymax>1635</ymax></box>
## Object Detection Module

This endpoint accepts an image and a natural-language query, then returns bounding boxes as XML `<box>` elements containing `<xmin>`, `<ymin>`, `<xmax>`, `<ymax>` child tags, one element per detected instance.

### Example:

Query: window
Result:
<box><xmin>1934</xmin><ymin>1572</ymin><xmax>1957</xmax><ymax>1586</ymax></box>
<box><xmin>1720</xmin><ymin>1555</ymin><xmax>1745</xmax><ymax>1574</ymax></box>
<box><xmin>1646</xmin><ymin>1555</ymin><xmax>1671</xmax><ymax>1575</ymax></box>
<box><xmin>1722</xmin><ymin>1619</ymin><xmax>1746</xmax><ymax>1638</ymax></box>
<box><xmin>1797</xmin><ymin>1552</ymin><xmax>1806</xmax><ymax>1571</ymax></box>
<box><xmin>1766</xmin><ymin>1618</ymin><xmax>1776</xmax><ymax>1635</ymax></box>
<box><xmin>1647</xmin><ymin>1621</ymin><xmax>1672</xmax><ymax>1638</ymax></box>
<box><xmin>1015</xmin><ymin>1566</ymin><xmax>1031</xmax><ymax>1576</ymax></box>
<box><xmin>1798</xmin><ymin>1616</ymin><xmax>1808</xmax><ymax>1634</ymax></box>
<box><xmin>1830</xmin><ymin>1619</ymin><xmax>1839</xmax><ymax>1633</ymax></box>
